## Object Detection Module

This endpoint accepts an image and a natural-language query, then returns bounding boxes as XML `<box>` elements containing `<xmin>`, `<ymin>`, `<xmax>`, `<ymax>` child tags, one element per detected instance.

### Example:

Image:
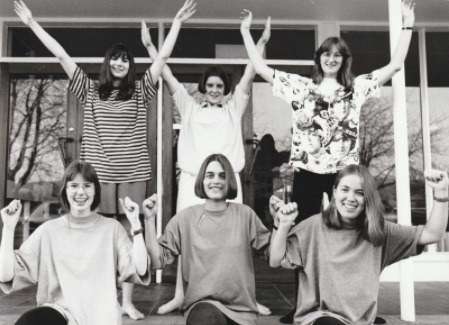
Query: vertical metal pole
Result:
<box><xmin>418</xmin><ymin>28</ymin><xmax>437</xmax><ymax>252</ymax></box>
<box><xmin>388</xmin><ymin>0</ymin><xmax>415</xmax><ymax>321</ymax></box>
<box><xmin>155</xmin><ymin>21</ymin><xmax>165</xmax><ymax>284</ymax></box>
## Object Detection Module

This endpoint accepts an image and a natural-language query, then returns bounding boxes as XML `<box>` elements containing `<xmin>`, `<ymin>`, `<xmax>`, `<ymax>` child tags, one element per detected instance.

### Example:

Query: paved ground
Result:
<box><xmin>1</xmin><ymin>282</ymin><xmax>448</xmax><ymax>324</ymax></box>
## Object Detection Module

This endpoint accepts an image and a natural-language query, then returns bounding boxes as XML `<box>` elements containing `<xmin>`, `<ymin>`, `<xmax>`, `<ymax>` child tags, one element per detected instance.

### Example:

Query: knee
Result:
<box><xmin>186</xmin><ymin>303</ymin><xmax>227</xmax><ymax>325</ymax></box>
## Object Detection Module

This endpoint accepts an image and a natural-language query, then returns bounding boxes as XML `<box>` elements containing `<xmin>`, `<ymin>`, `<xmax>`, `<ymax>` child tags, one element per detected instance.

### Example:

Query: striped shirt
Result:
<box><xmin>69</xmin><ymin>66</ymin><xmax>157</xmax><ymax>183</ymax></box>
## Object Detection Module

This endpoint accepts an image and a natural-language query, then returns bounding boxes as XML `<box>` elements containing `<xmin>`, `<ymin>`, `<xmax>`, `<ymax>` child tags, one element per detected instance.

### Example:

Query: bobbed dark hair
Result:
<box><xmin>98</xmin><ymin>43</ymin><xmax>136</xmax><ymax>101</ymax></box>
<box><xmin>312</xmin><ymin>37</ymin><xmax>355</xmax><ymax>93</ymax></box>
<box><xmin>198</xmin><ymin>66</ymin><xmax>231</xmax><ymax>96</ymax></box>
<box><xmin>194</xmin><ymin>154</ymin><xmax>238</xmax><ymax>200</ymax></box>
<box><xmin>322</xmin><ymin>164</ymin><xmax>385</xmax><ymax>246</ymax></box>
<box><xmin>60</xmin><ymin>161</ymin><xmax>101</xmax><ymax>212</ymax></box>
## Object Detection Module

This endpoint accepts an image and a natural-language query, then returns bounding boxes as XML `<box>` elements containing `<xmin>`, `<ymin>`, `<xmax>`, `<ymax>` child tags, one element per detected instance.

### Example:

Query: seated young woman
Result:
<box><xmin>137</xmin><ymin>154</ymin><xmax>273</xmax><ymax>325</ymax></box>
<box><xmin>0</xmin><ymin>161</ymin><xmax>151</xmax><ymax>325</ymax></box>
<box><xmin>270</xmin><ymin>164</ymin><xmax>448</xmax><ymax>325</ymax></box>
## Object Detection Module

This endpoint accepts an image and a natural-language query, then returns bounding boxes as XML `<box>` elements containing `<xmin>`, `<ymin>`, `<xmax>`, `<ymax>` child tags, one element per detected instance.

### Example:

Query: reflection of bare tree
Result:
<box><xmin>359</xmin><ymin>96</ymin><xmax>443</xmax><ymax>189</ymax></box>
<box><xmin>8</xmin><ymin>77</ymin><xmax>66</xmax><ymax>187</ymax></box>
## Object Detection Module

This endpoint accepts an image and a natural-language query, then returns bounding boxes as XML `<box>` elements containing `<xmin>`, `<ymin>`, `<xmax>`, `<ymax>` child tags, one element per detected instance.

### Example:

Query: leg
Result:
<box><xmin>313</xmin><ymin>316</ymin><xmax>346</xmax><ymax>325</ymax></box>
<box><xmin>186</xmin><ymin>303</ymin><xmax>227</xmax><ymax>325</ymax></box>
<box><xmin>158</xmin><ymin>172</ymin><xmax>203</xmax><ymax>314</ymax></box>
<box><xmin>157</xmin><ymin>255</ymin><xmax>185</xmax><ymax>314</ymax></box>
<box><xmin>117</xmin><ymin>181</ymin><xmax>147</xmax><ymax>320</ymax></box>
<box><xmin>16</xmin><ymin>307</ymin><xmax>67</xmax><ymax>325</ymax></box>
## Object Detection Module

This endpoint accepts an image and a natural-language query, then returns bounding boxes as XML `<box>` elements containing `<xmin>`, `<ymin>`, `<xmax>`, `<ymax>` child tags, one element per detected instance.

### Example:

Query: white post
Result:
<box><xmin>155</xmin><ymin>21</ymin><xmax>165</xmax><ymax>284</ymax></box>
<box><xmin>418</xmin><ymin>28</ymin><xmax>437</xmax><ymax>253</ymax></box>
<box><xmin>388</xmin><ymin>0</ymin><xmax>415</xmax><ymax>321</ymax></box>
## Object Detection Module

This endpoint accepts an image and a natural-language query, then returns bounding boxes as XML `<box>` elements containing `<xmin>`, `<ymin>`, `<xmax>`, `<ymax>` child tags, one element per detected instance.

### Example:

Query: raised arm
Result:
<box><xmin>0</xmin><ymin>200</ymin><xmax>22</xmax><ymax>282</ymax></box>
<box><xmin>142</xmin><ymin>194</ymin><xmax>163</xmax><ymax>269</ymax></box>
<box><xmin>237</xmin><ymin>17</ymin><xmax>271</xmax><ymax>94</ymax></box>
<box><xmin>269</xmin><ymin>202</ymin><xmax>298</xmax><ymax>267</ymax></box>
<box><xmin>141</xmin><ymin>21</ymin><xmax>181</xmax><ymax>95</ymax></box>
<box><xmin>240</xmin><ymin>10</ymin><xmax>275</xmax><ymax>85</ymax></box>
<box><xmin>119</xmin><ymin>197</ymin><xmax>149</xmax><ymax>276</ymax></box>
<box><xmin>376</xmin><ymin>0</ymin><xmax>415</xmax><ymax>86</ymax></box>
<box><xmin>418</xmin><ymin>170</ymin><xmax>449</xmax><ymax>245</ymax></box>
<box><xmin>14</xmin><ymin>0</ymin><xmax>76</xmax><ymax>79</ymax></box>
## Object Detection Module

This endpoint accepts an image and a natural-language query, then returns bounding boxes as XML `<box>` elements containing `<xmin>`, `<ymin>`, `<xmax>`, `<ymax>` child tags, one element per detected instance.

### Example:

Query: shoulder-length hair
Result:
<box><xmin>60</xmin><ymin>161</ymin><xmax>102</xmax><ymax>212</ymax></box>
<box><xmin>198</xmin><ymin>66</ymin><xmax>231</xmax><ymax>95</ymax></box>
<box><xmin>98</xmin><ymin>43</ymin><xmax>136</xmax><ymax>101</ymax></box>
<box><xmin>195</xmin><ymin>154</ymin><xmax>238</xmax><ymax>200</ymax></box>
<box><xmin>322</xmin><ymin>164</ymin><xmax>385</xmax><ymax>246</ymax></box>
<box><xmin>312</xmin><ymin>37</ymin><xmax>354</xmax><ymax>93</ymax></box>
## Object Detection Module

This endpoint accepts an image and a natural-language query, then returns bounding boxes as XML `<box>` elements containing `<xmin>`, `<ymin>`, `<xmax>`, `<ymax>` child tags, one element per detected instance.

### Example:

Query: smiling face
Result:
<box><xmin>333</xmin><ymin>173</ymin><xmax>365</xmax><ymax>227</ymax></box>
<box><xmin>109</xmin><ymin>54</ymin><xmax>130</xmax><ymax>81</ymax></box>
<box><xmin>66</xmin><ymin>173</ymin><xmax>95</xmax><ymax>215</ymax></box>
<box><xmin>205</xmin><ymin>76</ymin><xmax>225</xmax><ymax>105</ymax></box>
<box><xmin>202</xmin><ymin>160</ymin><xmax>227</xmax><ymax>201</ymax></box>
<box><xmin>320</xmin><ymin>45</ymin><xmax>343</xmax><ymax>79</ymax></box>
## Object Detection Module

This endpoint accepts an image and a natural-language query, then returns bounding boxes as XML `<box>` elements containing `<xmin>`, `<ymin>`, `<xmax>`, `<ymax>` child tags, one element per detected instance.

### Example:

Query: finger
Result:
<box><xmin>118</xmin><ymin>198</ymin><xmax>127</xmax><ymax>211</ymax></box>
<box><xmin>265</xmin><ymin>16</ymin><xmax>271</xmax><ymax>29</ymax></box>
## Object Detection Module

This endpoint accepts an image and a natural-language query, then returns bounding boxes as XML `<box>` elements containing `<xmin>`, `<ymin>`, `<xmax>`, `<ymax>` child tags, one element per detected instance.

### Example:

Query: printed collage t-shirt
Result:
<box><xmin>272</xmin><ymin>70</ymin><xmax>380</xmax><ymax>174</ymax></box>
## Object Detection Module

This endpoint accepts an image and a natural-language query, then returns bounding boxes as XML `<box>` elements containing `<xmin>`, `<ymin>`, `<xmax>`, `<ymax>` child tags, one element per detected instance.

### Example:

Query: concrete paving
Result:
<box><xmin>1</xmin><ymin>282</ymin><xmax>448</xmax><ymax>324</ymax></box>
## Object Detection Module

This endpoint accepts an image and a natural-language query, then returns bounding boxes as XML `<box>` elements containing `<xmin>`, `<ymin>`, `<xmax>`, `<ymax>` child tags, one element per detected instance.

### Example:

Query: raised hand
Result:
<box><xmin>119</xmin><ymin>197</ymin><xmax>141</xmax><ymax>229</ymax></box>
<box><xmin>240</xmin><ymin>9</ymin><xmax>253</xmax><ymax>32</ymax></box>
<box><xmin>269</xmin><ymin>195</ymin><xmax>284</xmax><ymax>221</ymax></box>
<box><xmin>173</xmin><ymin>0</ymin><xmax>197</xmax><ymax>24</ymax></box>
<box><xmin>425</xmin><ymin>170</ymin><xmax>448</xmax><ymax>192</ymax></box>
<box><xmin>142</xmin><ymin>194</ymin><xmax>158</xmax><ymax>221</ymax></box>
<box><xmin>1</xmin><ymin>199</ymin><xmax>22</xmax><ymax>229</ymax></box>
<box><xmin>14</xmin><ymin>0</ymin><xmax>34</xmax><ymax>26</ymax></box>
<box><xmin>141</xmin><ymin>21</ymin><xmax>153</xmax><ymax>48</ymax></box>
<box><xmin>257</xmin><ymin>16</ymin><xmax>271</xmax><ymax>45</ymax></box>
<box><xmin>277</xmin><ymin>202</ymin><xmax>298</xmax><ymax>228</ymax></box>
<box><xmin>402</xmin><ymin>0</ymin><xmax>415</xmax><ymax>28</ymax></box>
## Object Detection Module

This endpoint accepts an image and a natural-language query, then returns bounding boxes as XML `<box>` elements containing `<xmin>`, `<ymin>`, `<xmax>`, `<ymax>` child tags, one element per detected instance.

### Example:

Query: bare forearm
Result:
<box><xmin>132</xmin><ymin>234</ymin><xmax>148</xmax><ymax>276</ymax></box>
<box><xmin>239</xmin><ymin>39</ymin><xmax>267</xmax><ymax>94</ymax></box>
<box><xmin>420</xmin><ymin>189</ymin><xmax>449</xmax><ymax>245</ymax></box>
<box><xmin>0</xmin><ymin>226</ymin><xmax>16</xmax><ymax>282</ymax></box>
<box><xmin>144</xmin><ymin>219</ymin><xmax>162</xmax><ymax>269</ymax></box>
<box><xmin>241</xmin><ymin>29</ymin><xmax>273</xmax><ymax>84</ymax></box>
<box><xmin>269</xmin><ymin>225</ymin><xmax>289</xmax><ymax>267</ymax></box>
<box><xmin>28</xmin><ymin>19</ymin><xmax>76</xmax><ymax>77</ymax></box>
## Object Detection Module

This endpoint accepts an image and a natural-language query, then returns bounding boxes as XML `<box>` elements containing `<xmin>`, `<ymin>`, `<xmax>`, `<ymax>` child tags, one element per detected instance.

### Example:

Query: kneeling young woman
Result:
<box><xmin>140</xmin><ymin>154</ymin><xmax>272</xmax><ymax>325</ymax></box>
<box><xmin>270</xmin><ymin>165</ymin><xmax>448</xmax><ymax>325</ymax></box>
<box><xmin>0</xmin><ymin>161</ymin><xmax>151</xmax><ymax>325</ymax></box>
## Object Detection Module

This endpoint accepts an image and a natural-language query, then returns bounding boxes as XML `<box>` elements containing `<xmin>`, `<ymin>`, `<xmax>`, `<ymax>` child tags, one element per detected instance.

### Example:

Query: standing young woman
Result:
<box><xmin>138</xmin><ymin>154</ymin><xmax>272</xmax><ymax>325</ymax></box>
<box><xmin>14</xmin><ymin>0</ymin><xmax>196</xmax><ymax>319</ymax></box>
<box><xmin>0</xmin><ymin>161</ymin><xmax>151</xmax><ymax>325</ymax></box>
<box><xmin>141</xmin><ymin>19</ymin><xmax>272</xmax><ymax>315</ymax></box>
<box><xmin>240</xmin><ymin>2</ymin><xmax>415</xmax><ymax>322</ymax></box>
<box><xmin>270</xmin><ymin>165</ymin><xmax>448</xmax><ymax>325</ymax></box>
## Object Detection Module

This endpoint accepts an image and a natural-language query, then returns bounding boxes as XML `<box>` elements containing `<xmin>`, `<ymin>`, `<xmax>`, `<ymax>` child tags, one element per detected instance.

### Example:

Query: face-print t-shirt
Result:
<box><xmin>272</xmin><ymin>70</ymin><xmax>380</xmax><ymax>174</ymax></box>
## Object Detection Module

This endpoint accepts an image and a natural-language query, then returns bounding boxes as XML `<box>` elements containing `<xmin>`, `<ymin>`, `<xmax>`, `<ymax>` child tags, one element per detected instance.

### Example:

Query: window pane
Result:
<box><xmin>168</xmin><ymin>28</ymin><xmax>315</xmax><ymax>59</ymax></box>
<box><xmin>10</xmin><ymin>27</ymin><xmax>158</xmax><ymax>57</ymax></box>
<box><xmin>7</xmin><ymin>75</ymin><xmax>68</xmax><ymax>248</ymax></box>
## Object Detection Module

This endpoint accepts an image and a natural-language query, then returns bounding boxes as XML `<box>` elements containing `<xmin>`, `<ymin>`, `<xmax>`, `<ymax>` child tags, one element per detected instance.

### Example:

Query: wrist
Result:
<box><xmin>434</xmin><ymin>189</ymin><xmax>449</xmax><ymax>201</ymax></box>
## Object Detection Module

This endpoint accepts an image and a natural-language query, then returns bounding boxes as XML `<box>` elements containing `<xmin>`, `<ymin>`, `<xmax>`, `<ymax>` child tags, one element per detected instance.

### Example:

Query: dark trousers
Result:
<box><xmin>313</xmin><ymin>316</ymin><xmax>346</xmax><ymax>325</ymax></box>
<box><xmin>186</xmin><ymin>302</ymin><xmax>239</xmax><ymax>325</ymax></box>
<box><xmin>16</xmin><ymin>307</ymin><xmax>67</xmax><ymax>325</ymax></box>
<box><xmin>292</xmin><ymin>169</ymin><xmax>338</xmax><ymax>302</ymax></box>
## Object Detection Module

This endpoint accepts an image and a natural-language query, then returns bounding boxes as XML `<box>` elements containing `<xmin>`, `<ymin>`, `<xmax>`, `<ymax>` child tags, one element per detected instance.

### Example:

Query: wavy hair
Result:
<box><xmin>98</xmin><ymin>43</ymin><xmax>136</xmax><ymax>101</ymax></box>
<box><xmin>312</xmin><ymin>37</ymin><xmax>354</xmax><ymax>93</ymax></box>
<box><xmin>322</xmin><ymin>164</ymin><xmax>385</xmax><ymax>246</ymax></box>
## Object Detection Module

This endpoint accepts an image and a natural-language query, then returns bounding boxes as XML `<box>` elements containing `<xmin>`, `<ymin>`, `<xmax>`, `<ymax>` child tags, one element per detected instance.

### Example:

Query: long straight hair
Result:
<box><xmin>322</xmin><ymin>164</ymin><xmax>385</xmax><ymax>246</ymax></box>
<box><xmin>312</xmin><ymin>37</ymin><xmax>355</xmax><ymax>93</ymax></box>
<box><xmin>98</xmin><ymin>43</ymin><xmax>136</xmax><ymax>100</ymax></box>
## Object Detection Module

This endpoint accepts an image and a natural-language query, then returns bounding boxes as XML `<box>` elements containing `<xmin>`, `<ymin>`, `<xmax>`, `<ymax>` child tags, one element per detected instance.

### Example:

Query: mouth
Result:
<box><xmin>73</xmin><ymin>197</ymin><xmax>89</xmax><ymax>204</ymax></box>
<box><xmin>342</xmin><ymin>202</ymin><xmax>358</xmax><ymax>210</ymax></box>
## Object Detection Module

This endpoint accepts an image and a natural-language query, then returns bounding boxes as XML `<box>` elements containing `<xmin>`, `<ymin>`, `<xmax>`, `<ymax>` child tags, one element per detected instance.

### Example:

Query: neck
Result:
<box><xmin>69</xmin><ymin>208</ymin><xmax>94</xmax><ymax>220</ymax></box>
<box><xmin>322</xmin><ymin>76</ymin><xmax>339</xmax><ymax>84</ymax></box>
<box><xmin>204</xmin><ymin>199</ymin><xmax>228</xmax><ymax>211</ymax></box>
<box><xmin>340</xmin><ymin>217</ymin><xmax>358</xmax><ymax>229</ymax></box>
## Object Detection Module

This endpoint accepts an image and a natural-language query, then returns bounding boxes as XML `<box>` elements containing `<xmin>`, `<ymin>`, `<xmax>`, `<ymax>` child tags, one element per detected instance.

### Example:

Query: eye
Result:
<box><xmin>334</xmin><ymin>53</ymin><xmax>343</xmax><ymax>59</ymax></box>
<box><xmin>322</xmin><ymin>52</ymin><xmax>331</xmax><ymax>57</ymax></box>
<box><xmin>217</xmin><ymin>84</ymin><xmax>224</xmax><ymax>89</ymax></box>
<box><xmin>356</xmin><ymin>191</ymin><xmax>365</xmax><ymax>197</ymax></box>
<box><xmin>219</xmin><ymin>173</ymin><xmax>226</xmax><ymax>180</ymax></box>
<box><xmin>84</xmin><ymin>183</ymin><xmax>94</xmax><ymax>189</ymax></box>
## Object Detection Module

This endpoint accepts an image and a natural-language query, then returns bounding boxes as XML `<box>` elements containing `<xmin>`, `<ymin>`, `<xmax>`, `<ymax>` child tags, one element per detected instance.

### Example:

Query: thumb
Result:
<box><xmin>322</xmin><ymin>193</ymin><xmax>330</xmax><ymax>210</ymax></box>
